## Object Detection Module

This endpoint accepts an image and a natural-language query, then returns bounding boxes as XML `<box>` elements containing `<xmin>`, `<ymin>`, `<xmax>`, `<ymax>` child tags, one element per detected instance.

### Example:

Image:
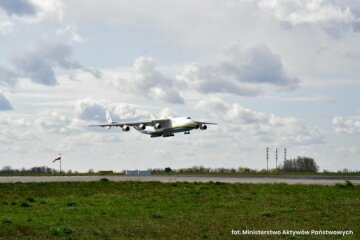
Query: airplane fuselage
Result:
<box><xmin>135</xmin><ymin>117</ymin><xmax>199</xmax><ymax>137</ymax></box>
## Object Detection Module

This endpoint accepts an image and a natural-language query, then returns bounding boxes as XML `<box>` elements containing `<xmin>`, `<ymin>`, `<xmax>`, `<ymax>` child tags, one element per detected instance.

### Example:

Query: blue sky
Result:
<box><xmin>0</xmin><ymin>0</ymin><xmax>360</xmax><ymax>172</ymax></box>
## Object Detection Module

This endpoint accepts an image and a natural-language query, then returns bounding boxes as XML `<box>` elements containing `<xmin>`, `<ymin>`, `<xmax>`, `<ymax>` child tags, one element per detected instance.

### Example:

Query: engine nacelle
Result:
<box><xmin>154</xmin><ymin>123</ymin><xmax>161</xmax><ymax>129</ymax></box>
<box><xmin>105</xmin><ymin>126</ymin><xmax>111</xmax><ymax>130</ymax></box>
<box><xmin>195</xmin><ymin>124</ymin><xmax>200</xmax><ymax>129</ymax></box>
<box><xmin>200</xmin><ymin>124</ymin><xmax>207</xmax><ymax>130</ymax></box>
<box><xmin>122</xmin><ymin>125</ymin><xmax>130</xmax><ymax>131</ymax></box>
<box><xmin>138</xmin><ymin>124</ymin><xmax>146</xmax><ymax>130</ymax></box>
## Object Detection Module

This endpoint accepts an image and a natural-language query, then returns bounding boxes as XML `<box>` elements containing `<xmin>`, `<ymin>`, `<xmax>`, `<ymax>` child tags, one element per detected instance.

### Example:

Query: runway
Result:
<box><xmin>0</xmin><ymin>175</ymin><xmax>359</xmax><ymax>185</ymax></box>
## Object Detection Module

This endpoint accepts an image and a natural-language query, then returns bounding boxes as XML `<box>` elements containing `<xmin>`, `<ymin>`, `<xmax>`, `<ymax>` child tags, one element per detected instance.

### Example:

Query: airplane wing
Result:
<box><xmin>89</xmin><ymin>119</ymin><xmax>171</xmax><ymax>128</ymax></box>
<box><xmin>195</xmin><ymin>121</ymin><xmax>217</xmax><ymax>125</ymax></box>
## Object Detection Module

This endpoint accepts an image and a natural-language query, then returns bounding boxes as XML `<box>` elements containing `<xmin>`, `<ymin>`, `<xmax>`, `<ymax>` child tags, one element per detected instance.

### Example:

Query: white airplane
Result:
<box><xmin>90</xmin><ymin>110</ymin><xmax>217</xmax><ymax>137</ymax></box>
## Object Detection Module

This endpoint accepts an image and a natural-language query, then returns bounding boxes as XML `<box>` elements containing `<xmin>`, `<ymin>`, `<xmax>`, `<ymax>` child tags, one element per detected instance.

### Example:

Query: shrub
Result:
<box><xmin>100</xmin><ymin>178</ymin><xmax>110</xmax><ymax>183</ymax></box>
<box><xmin>345</xmin><ymin>180</ymin><xmax>354</xmax><ymax>188</ymax></box>
<box><xmin>20</xmin><ymin>202</ymin><xmax>31</xmax><ymax>208</ymax></box>
<box><xmin>1</xmin><ymin>218</ymin><xmax>12</xmax><ymax>224</ymax></box>
<box><xmin>49</xmin><ymin>226</ymin><xmax>74</xmax><ymax>236</ymax></box>
<box><xmin>25</xmin><ymin>196</ymin><xmax>35</xmax><ymax>203</ymax></box>
<box><xmin>66</xmin><ymin>201</ymin><xmax>77</xmax><ymax>207</ymax></box>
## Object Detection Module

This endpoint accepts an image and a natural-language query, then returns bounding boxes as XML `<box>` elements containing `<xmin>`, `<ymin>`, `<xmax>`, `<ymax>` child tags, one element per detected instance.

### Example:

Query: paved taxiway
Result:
<box><xmin>0</xmin><ymin>175</ymin><xmax>359</xmax><ymax>185</ymax></box>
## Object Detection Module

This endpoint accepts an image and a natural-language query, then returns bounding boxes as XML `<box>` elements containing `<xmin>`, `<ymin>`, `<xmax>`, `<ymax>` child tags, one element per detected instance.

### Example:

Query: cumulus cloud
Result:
<box><xmin>0</xmin><ymin>40</ymin><xmax>101</xmax><ymax>87</ymax></box>
<box><xmin>0</xmin><ymin>0</ymin><xmax>64</xmax><ymax>34</ymax></box>
<box><xmin>0</xmin><ymin>66</ymin><xmax>18</xmax><ymax>87</ymax></box>
<box><xmin>0</xmin><ymin>0</ymin><xmax>37</xmax><ymax>17</ymax></box>
<box><xmin>333</xmin><ymin>116</ymin><xmax>360</xmax><ymax>134</ymax></box>
<box><xmin>177</xmin><ymin>64</ymin><xmax>262</xmax><ymax>96</ymax></box>
<box><xmin>109</xmin><ymin>57</ymin><xmax>184</xmax><ymax>104</ymax></box>
<box><xmin>75</xmin><ymin>98</ymin><xmax>153</xmax><ymax>122</ymax></box>
<box><xmin>177</xmin><ymin>44</ymin><xmax>300</xmax><ymax>96</ymax></box>
<box><xmin>74</xmin><ymin>98</ymin><xmax>180</xmax><ymax>123</ymax></box>
<box><xmin>196</xmin><ymin>97</ymin><xmax>323</xmax><ymax>145</ymax></box>
<box><xmin>158</xmin><ymin>108</ymin><xmax>178</xmax><ymax>118</ymax></box>
<box><xmin>130</xmin><ymin>57</ymin><xmax>183</xmax><ymax>103</ymax></box>
<box><xmin>56</xmin><ymin>23</ymin><xmax>84</xmax><ymax>43</ymax></box>
<box><xmin>0</xmin><ymin>91</ymin><xmax>12</xmax><ymax>110</ymax></box>
<box><xmin>258</xmin><ymin>0</ymin><xmax>356</xmax><ymax>26</ymax></box>
<box><xmin>12</xmin><ymin>41</ymin><xmax>81</xmax><ymax>85</ymax></box>
<box><xmin>35</xmin><ymin>111</ymin><xmax>71</xmax><ymax>133</ymax></box>
<box><xmin>0</xmin><ymin>114</ymin><xmax>33</xmax><ymax>146</ymax></box>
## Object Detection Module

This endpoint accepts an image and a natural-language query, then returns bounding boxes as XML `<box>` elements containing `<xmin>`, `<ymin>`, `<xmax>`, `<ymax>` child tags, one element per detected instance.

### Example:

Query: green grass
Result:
<box><xmin>0</xmin><ymin>181</ymin><xmax>359</xmax><ymax>239</ymax></box>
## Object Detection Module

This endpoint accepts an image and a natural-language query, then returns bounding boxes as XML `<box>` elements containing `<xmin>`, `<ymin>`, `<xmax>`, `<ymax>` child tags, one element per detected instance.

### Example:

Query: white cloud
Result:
<box><xmin>0</xmin><ymin>114</ymin><xmax>33</xmax><ymax>147</ymax></box>
<box><xmin>31</xmin><ymin>0</ymin><xmax>64</xmax><ymax>21</ymax></box>
<box><xmin>1</xmin><ymin>40</ymin><xmax>98</xmax><ymax>87</ymax></box>
<box><xmin>258</xmin><ymin>0</ymin><xmax>356</xmax><ymax>26</ymax></box>
<box><xmin>75</xmin><ymin>98</ymin><xmax>153</xmax><ymax>122</ymax></box>
<box><xmin>0</xmin><ymin>18</ymin><xmax>13</xmax><ymax>34</ymax></box>
<box><xmin>107</xmin><ymin>57</ymin><xmax>184</xmax><ymax>104</ymax></box>
<box><xmin>131</xmin><ymin>57</ymin><xmax>184</xmax><ymax>104</ymax></box>
<box><xmin>0</xmin><ymin>91</ymin><xmax>12</xmax><ymax>110</ymax></box>
<box><xmin>56</xmin><ymin>23</ymin><xmax>83</xmax><ymax>43</ymax></box>
<box><xmin>177</xmin><ymin>44</ymin><xmax>300</xmax><ymax>96</ymax></box>
<box><xmin>0</xmin><ymin>0</ymin><xmax>64</xmax><ymax>34</ymax></box>
<box><xmin>35</xmin><ymin>111</ymin><xmax>71</xmax><ymax>133</ymax></box>
<box><xmin>0</xmin><ymin>66</ymin><xmax>18</xmax><ymax>87</ymax></box>
<box><xmin>196</xmin><ymin>97</ymin><xmax>323</xmax><ymax>145</ymax></box>
<box><xmin>13</xmin><ymin>41</ymin><xmax>81</xmax><ymax>85</ymax></box>
<box><xmin>0</xmin><ymin>0</ymin><xmax>37</xmax><ymax>17</ymax></box>
<box><xmin>333</xmin><ymin>116</ymin><xmax>360</xmax><ymax>134</ymax></box>
<box><xmin>158</xmin><ymin>108</ymin><xmax>178</xmax><ymax>118</ymax></box>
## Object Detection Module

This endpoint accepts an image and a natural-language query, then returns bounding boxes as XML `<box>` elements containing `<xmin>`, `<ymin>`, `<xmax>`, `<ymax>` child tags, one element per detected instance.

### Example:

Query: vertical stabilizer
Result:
<box><xmin>106</xmin><ymin>110</ymin><xmax>113</xmax><ymax>124</ymax></box>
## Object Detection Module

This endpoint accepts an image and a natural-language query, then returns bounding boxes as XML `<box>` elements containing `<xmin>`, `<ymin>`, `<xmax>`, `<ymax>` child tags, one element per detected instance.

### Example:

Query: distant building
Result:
<box><xmin>125</xmin><ymin>170</ymin><xmax>151</xmax><ymax>176</ymax></box>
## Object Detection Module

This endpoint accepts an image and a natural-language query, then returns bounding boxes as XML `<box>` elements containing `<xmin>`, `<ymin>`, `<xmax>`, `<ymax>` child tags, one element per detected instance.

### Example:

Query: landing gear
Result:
<box><xmin>184</xmin><ymin>131</ymin><xmax>190</xmax><ymax>135</ymax></box>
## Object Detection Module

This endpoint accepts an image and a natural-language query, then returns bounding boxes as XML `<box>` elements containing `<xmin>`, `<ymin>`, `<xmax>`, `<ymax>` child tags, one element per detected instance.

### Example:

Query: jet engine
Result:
<box><xmin>200</xmin><ymin>124</ymin><xmax>207</xmax><ymax>130</ymax></box>
<box><xmin>154</xmin><ymin>123</ymin><xmax>161</xmax><ymax>129</ymax></box>
<box><xmin>138</xmin><ymin>124</ymin><xmax>146</xmax><ymax>130</ymax></box>
<box><xmin>122</xmin><ymin>125</ymin><xmax>130</xmax><ymax>131</ymax></box>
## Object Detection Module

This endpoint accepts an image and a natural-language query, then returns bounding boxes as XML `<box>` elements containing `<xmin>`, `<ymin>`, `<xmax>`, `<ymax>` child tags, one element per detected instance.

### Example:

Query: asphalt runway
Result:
<box><xmin>0</xmin><ymin>175</ymin><xmax>359</xmax><ymax>185</ymax></box>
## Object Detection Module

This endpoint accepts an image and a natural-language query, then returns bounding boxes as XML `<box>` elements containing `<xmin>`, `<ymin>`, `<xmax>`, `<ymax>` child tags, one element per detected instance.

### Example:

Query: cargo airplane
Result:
<box><xmin>90</xmin><ymin>111</ymin><xmax>217</xmax><ymax>137</ymax></box>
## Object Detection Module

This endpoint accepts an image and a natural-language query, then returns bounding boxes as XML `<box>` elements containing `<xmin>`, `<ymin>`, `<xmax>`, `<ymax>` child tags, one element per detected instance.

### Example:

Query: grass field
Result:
<box><xmin>0</xmin><ymin>180</ymin><xmax>359</xmax><ymax>239</ymax></box>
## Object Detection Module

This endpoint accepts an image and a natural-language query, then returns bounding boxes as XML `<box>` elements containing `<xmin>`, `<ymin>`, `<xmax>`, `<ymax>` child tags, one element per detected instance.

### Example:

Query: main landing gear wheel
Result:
<box><xmin>184</xmin><ymin>131</ymin><xmax>190</xmax><ymax>135</ymax></box>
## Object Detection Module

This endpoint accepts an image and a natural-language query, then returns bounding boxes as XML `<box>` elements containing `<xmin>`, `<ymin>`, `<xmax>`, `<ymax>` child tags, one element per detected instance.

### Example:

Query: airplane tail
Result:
<box><xmin>106</xmin><ymin>110</ymin><xmax>113</xmax><ymax>124</ymax></box>
<box><xmin>105</xmin><ymin>110</ymin><xmax>113</xmax><ymax>129</ymax></box>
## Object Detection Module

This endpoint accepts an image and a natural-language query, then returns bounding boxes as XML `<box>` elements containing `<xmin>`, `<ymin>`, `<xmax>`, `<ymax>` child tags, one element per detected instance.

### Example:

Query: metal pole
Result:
<box><xmin>58</xmin><ymin>153</ymin><xmax>62</xmax><ymax>175</ymax></box>
<box><xmin>266</xmin><ymin>147</ymin><xmax>269</xmax><ymax>171</ymax></box>
<box><xmin>276</xmin><ymin>148</ymin><xmax>278</xmax><ymax>169</ymax></box>
<box><xmin>284</xmin><ymin>148</ymin><xmax>287</xmax><ymax>161</ymax></box>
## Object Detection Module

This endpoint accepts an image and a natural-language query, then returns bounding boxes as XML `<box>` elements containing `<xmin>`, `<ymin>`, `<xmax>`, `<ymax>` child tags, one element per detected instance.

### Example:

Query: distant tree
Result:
<box><xmin>280</xmin><ymin>156</ymin><xmax>319</xmax><ymax>173</ymax></box>
<box><xmin>164</xmin><ymin>167</ymin><xmax>172</xmax><ymax>173</ymax></box>
<box><xmin>1</xmin><ymin>165</ymin><xmax>13</xmax><ymax>173</ymax></box>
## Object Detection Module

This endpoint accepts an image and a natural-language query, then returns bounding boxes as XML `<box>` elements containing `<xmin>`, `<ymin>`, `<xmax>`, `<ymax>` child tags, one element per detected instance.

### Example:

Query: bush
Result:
<box><xmin>25</xmin><ymin>196</ymin><xmax>35</xmax><ymax>203</ymax></box>
<box><xmin>20</xmin><ymin>202</ymin><xmax>31</xmax><ymax>208</ymax></box>
<box><xmin>100</xmin><ymin>178</ymin><xmax>110</xmax><ymax>183</ymax></box>
<box><xmin>1</xmin><ymin>218</ymin><xmax>12</xmax><ymax>224</ymax></box>
<box><xmin>345</xmin><ymin>180</ymin><xmax>354</xmax><ymax>188</ymax></box>
<box><xmin>49</xmin><ymin>226</ymin><xmax>74</xmax><ymax>236</ymax></box>
<box><xmin>66</xmin><ymin>201</ymin><xmax>77</xmax><ymax>207</ymax></box>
